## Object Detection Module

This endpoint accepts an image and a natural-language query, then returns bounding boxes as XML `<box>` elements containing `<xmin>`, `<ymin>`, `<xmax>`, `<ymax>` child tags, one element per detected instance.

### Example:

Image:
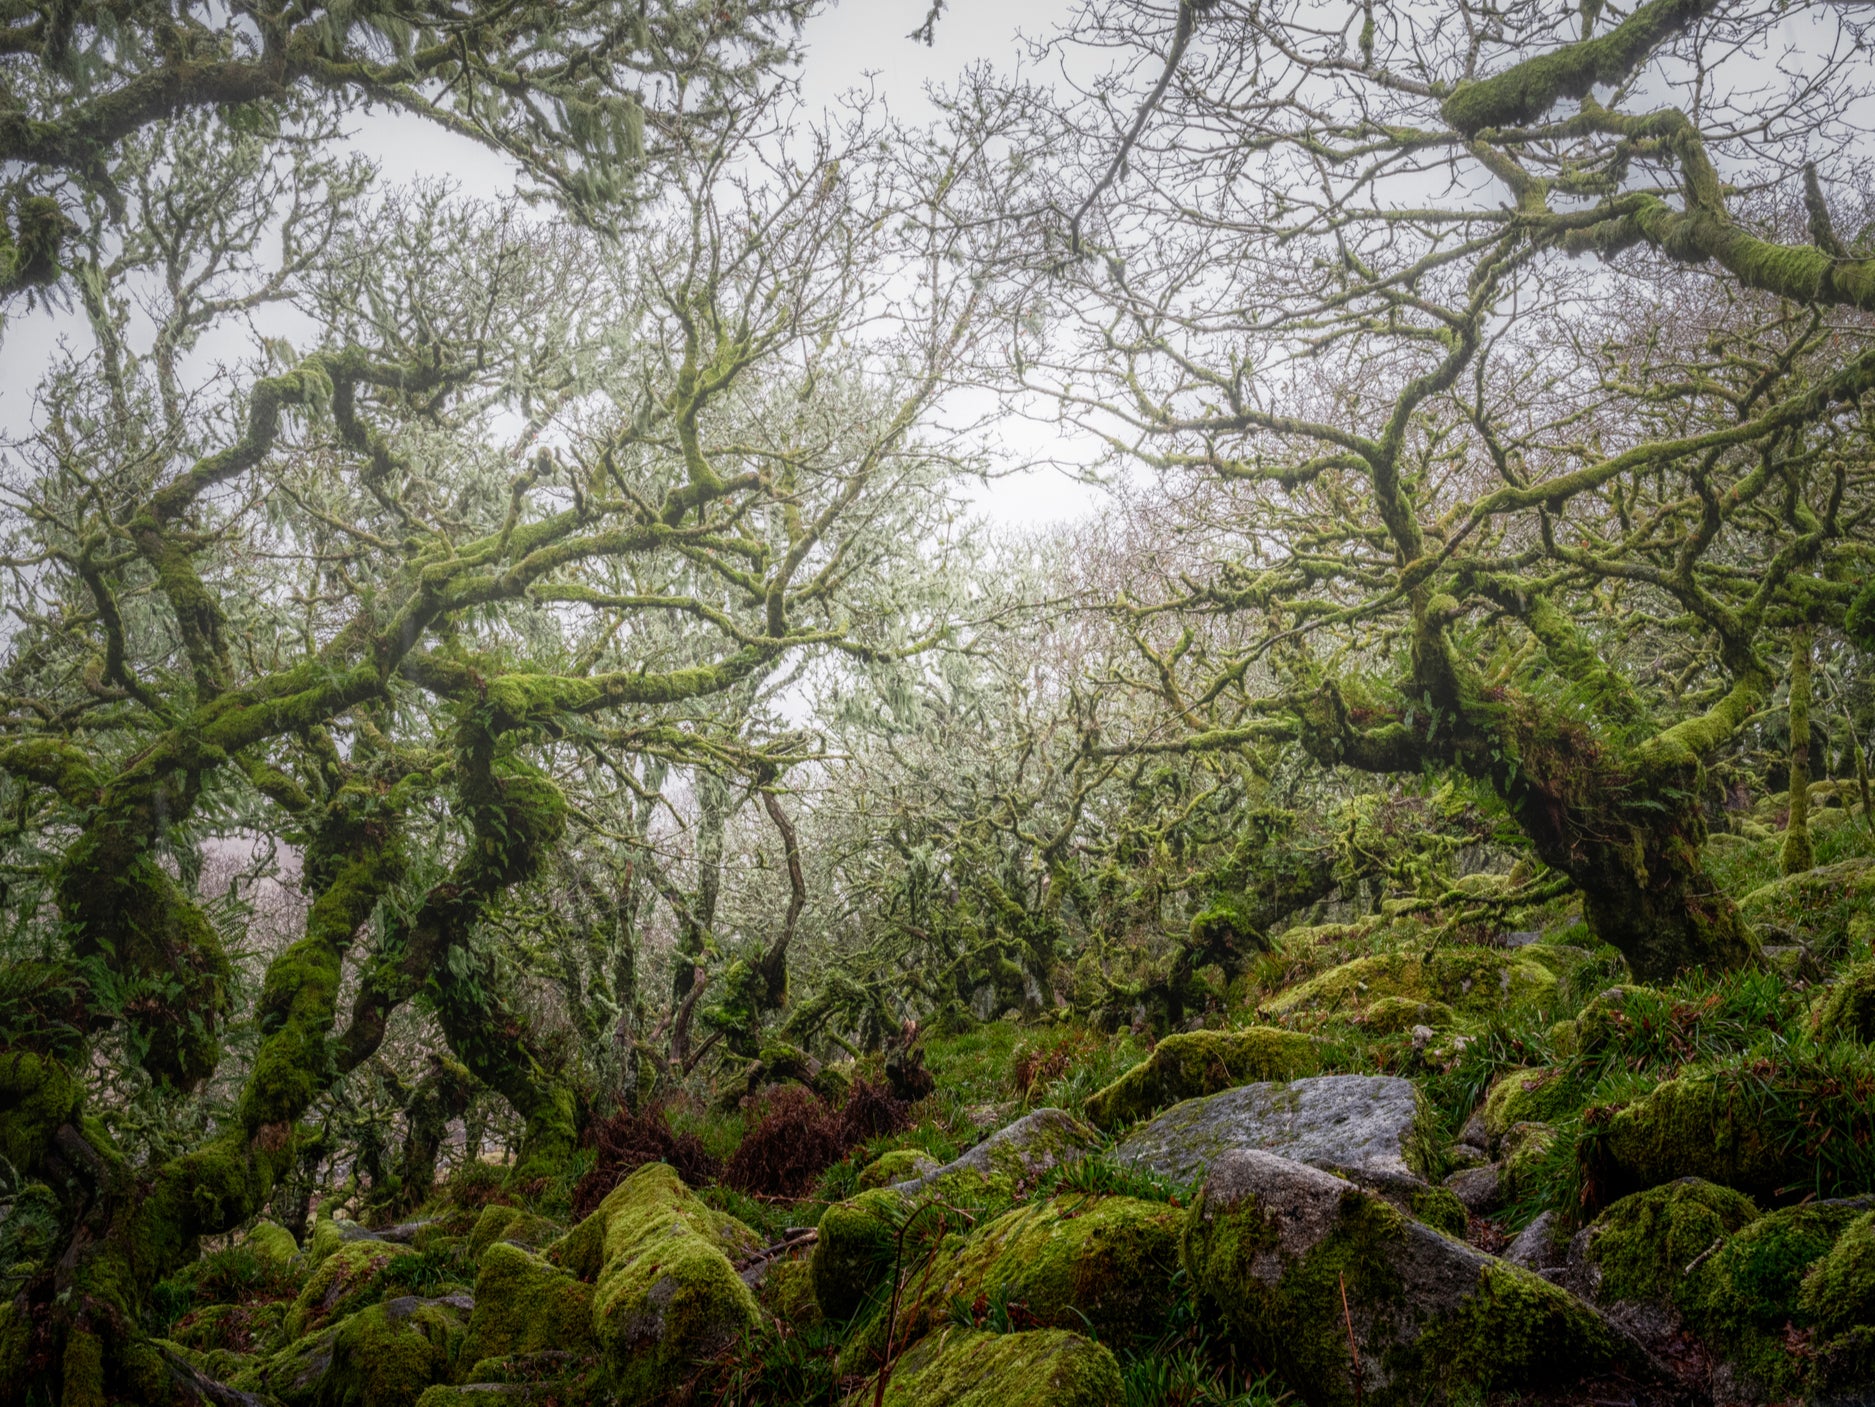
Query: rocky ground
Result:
<box><xmin>97</xmin><ymin>795</ymin><xmax>1875</xmax><ymax>1407</ymax></box>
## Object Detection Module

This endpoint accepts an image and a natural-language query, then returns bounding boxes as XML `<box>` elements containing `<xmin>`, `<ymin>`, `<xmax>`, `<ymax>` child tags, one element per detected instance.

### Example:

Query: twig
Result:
<box><xmin>1339</xmin><ymin>1270</ymin><xmax>1364</xmax><ymax>1407</ymax></box>
<box><xmin>1682</xmin><ymin>1235</ymin><xmax>1724</xmax><ymax>1277</ymax></box>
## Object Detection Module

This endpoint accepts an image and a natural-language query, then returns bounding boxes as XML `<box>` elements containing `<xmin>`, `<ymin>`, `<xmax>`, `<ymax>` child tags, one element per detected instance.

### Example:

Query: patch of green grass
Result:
<box><xmin>922</xmin><ymin>1020</ymin><xmax>1028</xmax><ymax>1104</ymax></box>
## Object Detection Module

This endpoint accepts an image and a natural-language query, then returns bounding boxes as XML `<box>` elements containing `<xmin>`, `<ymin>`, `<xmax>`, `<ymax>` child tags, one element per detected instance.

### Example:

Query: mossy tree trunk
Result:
<box><xmin>1783</xmin><ymin>626</ymin><xmax>1815</xmax><ymax>875</ymax></box>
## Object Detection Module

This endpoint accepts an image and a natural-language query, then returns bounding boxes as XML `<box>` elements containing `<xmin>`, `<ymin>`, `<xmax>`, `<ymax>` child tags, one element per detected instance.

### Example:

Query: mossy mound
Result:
<box><xmin>1798</xmin><ymin>1210</ymin><xmax>1875</xmax><ymax>1395</ymax></box>
<box><xmin>889</xmin><ymin>1107</ymin><xmax>1100</xmax><ymax>1206</ymax></box>
<box><xmin>1738</xmin><ymin>857</ymin><xmax>1875</xmax><ymax>958</ymax></box>
<box><xmin>284</xmin><ymin>1238</ymin><xmax>420</xmax><ymax>1339</ymax></box>
<box><xmin>577</xmin><ymin>1162</ymin><xmax>762</xmax><ymax>1403</ymax></box>
<box><xmin>465</xmin><ymin>1204</ymin><xmax>561</xmax><ymax>1261</ymax></box>
<box><xmin>243</xmin><ymin>1220</ymin><xmax>300</xmax><ymax>1267</ymax></box>
<box><xmin>1183</xmin><ymin>1149</ymin><xmax>1628</xmax><ymax>1407</ymax></box>
<box><xmin>457</xmin><ymin>1242</ymin><xmax>595</xmax><ymax>1378</ymax></box>
<box><xmin>1681</xmin><ymin>1199</ymin><xmax>1875</xmax><ymax>1401</ymax></box>
<box><xmin>237</xmin><ymin>1293</ymin><xmax>471</xmax><ymax>1407</ymax></box>
<box><xmin>1262</xmin><ymin>948</ymin><xmax>1557</xmax><ymax>1023</ymax></box>
<box><xmin>812</xmin><ymin>1187</ymin><xmax>905</xmax><ymax>1322</ymax></box>
<box><xmin>1481</xmin><ymin>1067</ymin><xmax>1579</xmax><ymax>1140</ymax></box>
<box><xmin>1497</xmin><ymin>1122</ymin><xmax>1556</xmax><ymax>1206</ymax></box>
<box><xmin>856</xmin><ymin>1148</ymin><xmax>940</xmax><ymax>1190</ymax></box>
<box><xmin>1583</xmin><ymin>1053</ymin><xmax>1875</xmax><ymax>1204</ymax></box>
<box><xmin>1815</xmin><ymin>959</ymin><xmax>1875</xmax><ymax>1043</ymax></box>
<box><xmin>844</xmin><ymin>1193</ymin><xmax>1182</xmax><ymax>1368</ymax></box>
<box><xmin>1082</xmin><ymin>1026</ymin><xmax>1324</xmax><ymax>1129</ymax></box>
<box><xmin>1579</xmin><ymin>1179</ymin><xmax>1760</xmax><ymax>1305</ymax></box>
<box><xmin>755</xmin><ymin>1251</ymin><xmax>821</xmax><ymax>1328</ymax></box>
<box><xmin>1360</xmin><ymin>996</ymin><xmax>1455</xmax><ymax>1035</ymax></box>
<box><xmin>171</xmin><ymin>1300</ymin><xmax>287</xmax><ymax>1357</ymax></box>
<box><xmin>860</xmin><ymin>1326</ymin><xmax>1122</xmax><ymax>1407</ymax></box>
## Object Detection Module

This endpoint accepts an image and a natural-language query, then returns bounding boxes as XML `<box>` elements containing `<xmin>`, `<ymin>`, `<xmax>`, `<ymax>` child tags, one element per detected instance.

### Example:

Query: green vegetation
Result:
<box><xmin>1</xmin><ymin>2</ymin><xmax>1873</xmax><ymax>1405</ymax></box>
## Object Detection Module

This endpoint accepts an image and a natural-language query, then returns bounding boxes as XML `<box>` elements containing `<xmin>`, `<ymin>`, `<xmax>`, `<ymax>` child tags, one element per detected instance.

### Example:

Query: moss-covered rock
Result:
<box><xmin>284</xmin><ymin>1238</ymin><xmax>420</xmax><ymax>1339</ymax></box>
<box><xmin>755</xmin><ymin>1250</ymin><xmax>821</xmax><ymax>1328</ymax></box>
<box><xmin>1480</xmin><ymin>1067</ymin><xmax>1579</xmax><ymax>1141</ymax></box>
<box><xmin>576</xmin><ymin>1163</ymin><xmax>761</xmax><ymax>1403</ymax></box>
<box><xmin>1114</xmin><ymin>1074</ymin><xmax>1436</xmax><ymax>1190</ymax></box>
<box><xmin>1410</xmin><ymin>1184</ymin><xmax>1469</xmax><ymax>1237</ymax></box>
<box><xmin>1815</xmin><ymin>959</ymin><xmax>1875</xmax><ymax>1044</ymax></box>
<box><xmin>1800</xmin><ymin>1210</ymin><xmax>1875</xmax><ymax>1396</ymax></box>
<box><xmin>1738</xmin><ymin>857</ymin><xmax>1875</xmax><ymax>958</ymax></box>
<box><xmin>172</xmin><ymin>1300</ymin><xmax>288</xmax><ymax>1358</ymax></box>
<box><xmin>238</xmin><ymin>1293</ymin><xmax>471</xmax><ymax>1407</ymax></box>
<box><xmin>1582</xmin><ymin>1059</ymin><xmax>1873</xmax><ymax>1204</ymax></box>
<box><xmin>1496</xmin><ymin>1121</ymin><xmax>1556</xmax><ymax>1206</ymax></box>
<box><xmin>1082</xmin><ymin>1027</ymin><xmax>1324</xmax><ymax>1130</ymax></box>
<box><xmin>465</xmin><ymin>1205</ymin><xmax>561</xmax><ymax>1262</ymax></box>
<box><xmin>1182</xmin><ymin>1149</ymin><xmax>1631</xmax><ymax>1407</ymax></box>
<box><xmin>1360</xmin><ymin>996</ymin><xmax>1455</xmax><ymax>1035</ymax></box>
<box><xmin>856</xmin><ymin>1148</ymin><xmax>941</xmax><ymax>1191</ymax></box>
<box><xmin>812</xmin><ymin>1186</ymin><xmax>905</xmax><ymax>1322</ymax></box>
<box><xmin>862</xmin><ymin>1326</ymin><xmax>1122</xmax><ymax>1407</ymax></box>
<box><xmin>243</xmin><ymin>1220</ymin><xmax>300</xmax><ymax>1267</ymax></box>
<box><xmin>891</xmin><ymin>1108</ymin><xmax>1101</xmax><ymax>1203</ymax></box>
<box><xmin>844</xmin><ymin>1193</ymin><xmax>1182</xmax><ymax>1368</ymax></box>
<box><xmin>457</xmin><ymin>1242</ymin><xmax>595</xmax><ymax>1378</ymax></box>
<box><xmin>1681</xmin><ymin>1198</ymin><xmax>1875</xmax><ymax>1401</ymax></box>
<box><xmin>1262</xmin><ymin>948</ymin><xmax>1558</xmax><ymax>1024</ymax></box>
<box><xmin>1578</xmin><ymin>1179</ymin><xmax>1760</xmax><ymax>1306</ymax></box>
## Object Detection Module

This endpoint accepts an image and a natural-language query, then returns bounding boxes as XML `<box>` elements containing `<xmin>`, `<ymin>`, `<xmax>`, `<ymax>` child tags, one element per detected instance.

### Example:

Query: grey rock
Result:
<box><xmin>891</xmin><ymin>1106</ymin><xmax>1098</xmax><ymax>1194</ymax></box>
<box><xmin>1459</xmin><ymin>1109</ymin><xmax>1491</xmax><ymax>1151</ymax></box>
<box><xmin>1444</xmin><ymin>1164</ymin><xmax>1501</xmax><ymax>1214</ymax></box>
<box><xmin>1112</xmin><ymin>1074</ymin><xmax>1431</xmax><ymax>1189</ymax></box>
<box><xmin>1442</xmin><ymin>1142</ymin><xmax>1489</xmax><ymax>1171</ymax></box>
<box><xmin>1184</xmin><ymin>1149</ymin><xmax>1664</xmax><ymax>1407</ymax></box>
<box><xmin>1503</xmin><ymin>1210</ymin><xmax>1564</xmax><ymax>1271</ymax></box>
<box><xmin>1505</xmin><ymin>929</ymin><xmax>1543</xmax><ymax>947</ymax></box>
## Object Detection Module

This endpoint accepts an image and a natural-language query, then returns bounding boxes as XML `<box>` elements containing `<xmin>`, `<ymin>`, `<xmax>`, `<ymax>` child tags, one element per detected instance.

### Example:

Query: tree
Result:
<box><xmin>0</xmin><ymin>24</ymin><xmax>995</xmax><ymax>1397</ymax></box>
<box><xmin>0</xmin><ymin>0</ymin><xmax>813</xmax><ymax>301</ymax></box>
<box><xmin>1000</xmin><ymin>0</ymin><xmax>1875</xmax><ymax>978</ymax></box>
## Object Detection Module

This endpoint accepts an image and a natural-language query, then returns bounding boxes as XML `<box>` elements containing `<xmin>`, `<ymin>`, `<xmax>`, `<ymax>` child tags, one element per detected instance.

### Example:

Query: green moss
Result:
<box><xmin>1580</xmin><ymin>1179</ymin><xmax>1760</xmax><ymax>1304</ymax></box>
<box><xmin>1182</xmin><ymin>1157</ymin><xmax>1624</xmax><ymax>1407</ymax></box>
<box><xmin>1082</xmin><ymin>1027</ymin><xmax>1324</xmax><ymax>1130</ymax></box>
<box><xmin>0</xmin><ymin>1049</ymin><xmax>82</xmax><ymax>1172</ymax></box>
<box><xmin>244</xmin><ymin>1220</ymin><xmax>300</xmax><ymax>1266</ymax></box>
<box><xmin>856</xmin><ymin>1148</ymin><xmax>940</xmax><ymax>1190</ymax></box>
<box><xmin>1815</xmin><ymin>959</ymin><xmax>1875</xmax><ymax>1043</ymax></box>
<box><xmin>306</xmin><ymin>1216</ymin><xmax>359</xmax><ymax>1270</ymax></box>
<box><xmin>580</xmin><ymin>1163</ymin><xmax>761</xmax><ymax>1402</ymax></box>
<box><xmin>1798</xmin><ymin>1210</ymin><xmax>1875</xmax><ymax>1339</ymax></box>
<box><xmin>284</xmin><ymin>1239</ymin><xmax>419</xmax><ymax>1339</ymax></box>
<box><xmin>1263</xmin><ymin>949</ymin><xmax>1557</xmax><ymax>1023</ymax></box>
<box><xmin>1498</xmin><ymin>1121</ymin><xmax>1557</xmax><ymax>1206</ymax></box>
<box><xmin>1410</xmin><ymin>1184</ymin><xmax>1468</xmax><ymax>1237</ymax></box>
<box><xmin>811</xmin><ymin>1187</ymin><xmax>906</xmax><ymax>1322</ymax></box>
<box><xmin>756</xmin><ymin>1252</ymin><xmax>821</xmax><ymax>1329</ymax></box>
<box><xmin>315</xmin><ymin>1295</ymin><xmax>469</xmax><ymax>1407</ymax></box>
<box><xmin>1738</xmin><ymin>857</ymin><xmax>1875</xmax><ymax>960</ymax></box>
<box><xmin>846</xmin><ymin>1193</ymin><xmax>1183</xmax><ymax>1369</ymax></box>
<box><xmin>1681</xmin><ymin>1200</ymin><xmax>1875</xmax><ymax>1400</ymax></box>
<box><xmin>1360</xmin><ymin>996</ymin><xmax>1455</xmax><ymax>1035</ymax></box>
<box><xmin>466</xmin><ymin>1205</ymin><xmax>560</xmax><ymax>1261</ymax></box>
<box><xmin>868</xmin><ymin>1326</ymin><xmax>1123</xmax><ymax>1407</ymax></box>
<box><xmin>1481</xmin><ymin>1067</ymin><xmax>1580</xmax><ymax>1139</ymax></box>
<box><xmin>457</xmin><ymin>1242</ymin><xmax>595</xmax><ymax>1373</ymax></box>
<box><xmin>1584</xmin><ymin>1050</ymin><xmax>1875</xmax><ymax>1203</ymax></box>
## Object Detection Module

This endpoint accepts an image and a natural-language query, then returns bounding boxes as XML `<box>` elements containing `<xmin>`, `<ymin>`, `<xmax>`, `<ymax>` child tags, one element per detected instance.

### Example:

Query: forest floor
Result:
<box><xmin>131</xmin><ymin>787</ymin><xmax>1875</xmax><ymax>1407</ymax></box>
